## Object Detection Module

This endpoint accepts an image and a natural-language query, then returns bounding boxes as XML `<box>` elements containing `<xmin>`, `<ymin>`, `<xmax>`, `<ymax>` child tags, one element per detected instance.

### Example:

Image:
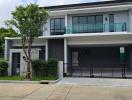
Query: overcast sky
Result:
<box><xmin>0</xmin><ymin>0</ymin><xmax>111</xmax><ymax>27</ymax></box>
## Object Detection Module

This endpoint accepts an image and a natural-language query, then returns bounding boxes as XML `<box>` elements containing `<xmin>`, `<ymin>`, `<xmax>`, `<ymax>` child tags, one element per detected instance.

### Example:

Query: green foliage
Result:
<box><xmin>5</xmin><ymin>4</ymin><xmax>49</xmax><ymax>37</ymax></box>
<box><xmin>0</xmin><ymin>27</ymin><xmax>17</xmax><ymax>52</ymax></box>
<box><xmin>0</xmin><ymin>60</ymin><xmax>8</xmax><ymax>76</ymax></box>
<box><xmin>32</xmin><ymin>59</ymin><xmax>46</xmax><ymax>71</ymax></box>
<box><xmin>32</xmin><ymin>59</ymin><xmax>58</xmax><ymax>78</ymax></box>
<box><xmin>5</xmin><ymin>4</ymin><xmax>49</xmax><ymax>79</ymax></box>
<box><xmin>47</xmin><ymin>59</ymin><xmax>58</xmax><ymax>66</ymax></box>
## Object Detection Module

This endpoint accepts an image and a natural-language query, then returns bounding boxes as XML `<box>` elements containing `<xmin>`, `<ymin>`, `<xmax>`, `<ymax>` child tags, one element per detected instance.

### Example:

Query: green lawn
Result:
<box><xmin>0</xmin><ymin>75</ymin><xmax>58</xmax><ymax>81</ymax></box>
<box><xmin>0</xmin><ymin>76</ymin><xmax>21</xmax><ymax>80</ymax></box>
<box><xmin>0</xmin><ymin>58</ymin><xmax>4</xmax><ymax>60</ymax></box>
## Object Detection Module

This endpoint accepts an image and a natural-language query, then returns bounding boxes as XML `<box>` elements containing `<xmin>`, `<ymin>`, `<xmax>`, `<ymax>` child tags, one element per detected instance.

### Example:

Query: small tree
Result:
<box><xmin>6</xmin><ymin>4</ymin><xmax>48</xmax><ymax>80</ymax></box>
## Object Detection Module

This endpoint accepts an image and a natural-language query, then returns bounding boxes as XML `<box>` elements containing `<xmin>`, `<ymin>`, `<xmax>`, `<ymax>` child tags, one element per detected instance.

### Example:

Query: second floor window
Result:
<box><xmin>72</xmin><ymin>15</ymin><xmax>103</xmax><ymax>33</ymax></box>
<box><xmin>50</xmin><ymin>18</ymin><xmax>65</xmax><ymax>35</ymax></box>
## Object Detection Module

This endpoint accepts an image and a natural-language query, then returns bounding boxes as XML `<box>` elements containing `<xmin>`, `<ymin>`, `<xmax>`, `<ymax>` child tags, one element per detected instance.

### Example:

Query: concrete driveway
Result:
<box><xmin>0</xmin><ymin>82</ymin><xmax>132</xmax><ymax>100</ymax></box>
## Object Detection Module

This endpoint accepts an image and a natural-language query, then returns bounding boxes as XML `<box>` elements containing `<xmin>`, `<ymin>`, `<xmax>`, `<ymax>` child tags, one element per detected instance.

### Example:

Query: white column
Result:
<box><xmin>65</xmin><ymin>14</ymin><xmax>68</xmax><ymax>34</ymax></box>
<box><xmin>45</xmin><ymin>39</ymin><xmax>48</xmax><ymax>61</ymax></box>
<box><xmin>4</xmin><ymin>39</ymin><xmax>8</xmax><ymax>60</ymax></box>
<box><xmin>58</xmin><ymin>61</ymin><xmax>64</xmax><ymax>79</ymax></box>
<box><xmin>129</xmin><ymin>9</ymin><xmax>132</xmax><ymax>32</ymax></box>
<box><xmin>64</xmin><ymin>38</ymin><xmax>68</xmax><ymax>74</ymax></box>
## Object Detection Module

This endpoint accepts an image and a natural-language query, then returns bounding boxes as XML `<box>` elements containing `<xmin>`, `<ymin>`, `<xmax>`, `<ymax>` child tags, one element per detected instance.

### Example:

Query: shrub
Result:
<box><xmin>0</xmin><ymin>60</ymin><xmax>8</xmax><ymax>76</ymax></box>
<box><xmin>32</xmin><ymin>59</ymin><xmax>46</xmax><ymax>71</ymax></box>
<box><xmin>47</xmin><ymin>59</ymin><xmax>58</xmax><ymax>76</ymax></box>
<box><xmin>32</xmin><ymin>59</ymin><xmax>58</xmax><ymax>78</ymax></box>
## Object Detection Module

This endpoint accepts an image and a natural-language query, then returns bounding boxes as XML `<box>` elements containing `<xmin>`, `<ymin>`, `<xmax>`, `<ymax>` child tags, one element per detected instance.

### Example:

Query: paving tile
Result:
<box><xmin>47</xmin><ymin>85</ymin><xmax>72</xmax><ymax>100</ymax></box>
<box><xmin>0</xmin><ymin>80</ymin><xmax>132</xmax><ymax>100</ymax></box>
<box><xmin>0</xmin><ymin>97</ymin><xmax>22</xmax><ymax>100</ymax></box>
<box><xmin>25</xmin><ymin>84</ymin><xmax>58</xmax><ymax>99</ymax></box>
<box><xmin>0</xmin><ymin>83</ymin><xmax>42</xmax><ymax>97</ymax></box>
<box><xmin>66</xmin><ymin>86</ymin><xmax>132</xmax><ymax>100</ymax></box>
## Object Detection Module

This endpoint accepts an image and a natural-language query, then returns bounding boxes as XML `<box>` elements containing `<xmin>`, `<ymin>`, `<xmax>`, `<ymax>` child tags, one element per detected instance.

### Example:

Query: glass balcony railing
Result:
<box><xmin>66</xmin><ymin>23</ymin><xmax>127</xmax><ymax>34</ymax></box>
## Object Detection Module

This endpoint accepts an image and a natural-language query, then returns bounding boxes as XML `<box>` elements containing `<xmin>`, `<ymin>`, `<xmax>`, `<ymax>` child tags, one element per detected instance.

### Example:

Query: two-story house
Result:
<box><xmin>5</xmin><ymin>0</ymin><xmax>132</xmax><ymax>78</ymax></box>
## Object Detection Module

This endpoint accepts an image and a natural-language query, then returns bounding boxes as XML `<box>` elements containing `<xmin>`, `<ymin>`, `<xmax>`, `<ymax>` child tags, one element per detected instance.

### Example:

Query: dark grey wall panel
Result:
<box><xmin>70</xmin><ymin>46</ymin><xmax>131</xmax><ymax>68</ymax></box>
<box><xmin>48</xmin><ymin>39</ymin><xmax>64</xmax><ymax>61</ymax></box>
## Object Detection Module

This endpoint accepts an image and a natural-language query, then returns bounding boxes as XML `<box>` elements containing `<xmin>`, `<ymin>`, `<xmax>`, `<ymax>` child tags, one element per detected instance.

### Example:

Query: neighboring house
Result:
<box><xmin>4</xmin><ymin>0</ymin><xmax>132</xmax><ymax>78</ymax></box>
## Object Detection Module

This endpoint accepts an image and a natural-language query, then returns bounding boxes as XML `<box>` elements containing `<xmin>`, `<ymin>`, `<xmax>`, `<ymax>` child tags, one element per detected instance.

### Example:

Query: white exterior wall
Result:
<box><xmin>43</xmin><ymin>18</ymin><xmax>50</xmax><ymax>36</ymax></box>
<box><xmin>9</xmin><ymin>49</ymin><xmax>40</xmax><ymax>76</ymax></box>
<box><xmin>12</xmin><ymin>38</ymin><xmax>46</xmax><ymax>47</ymax></box>
<box><xmin>67</xmin><ymin>15</ymin><xmax>72</xmax><ymax>31</ymax></box>
<box><xmin>45</xmin><ymin>11</ymin><xmax>129</xmax><ymax>36</ymax></box>
<box><xmin>67</xmin><ymin>35</ymin><xmax>132</xmax><ymax>45</ymax></box>
<box><xmin>129</xmin><ymin>9</ymin><xmax>132</xmax><ymax>32</ymax></box>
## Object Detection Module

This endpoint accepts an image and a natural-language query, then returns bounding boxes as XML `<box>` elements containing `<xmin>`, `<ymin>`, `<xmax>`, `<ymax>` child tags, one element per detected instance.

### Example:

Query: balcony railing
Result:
<box><xmin>66</xmin><ymin>23</ymin><xmax>127</xmax><ymax>34</ymax></box>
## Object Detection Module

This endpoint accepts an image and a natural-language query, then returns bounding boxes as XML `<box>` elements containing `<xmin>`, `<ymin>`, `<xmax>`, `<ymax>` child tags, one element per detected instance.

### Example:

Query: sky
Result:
<box><xmin>0</xmin><ymin>0</ymin><xmax>111</xmax><ymax>27</ymax></box>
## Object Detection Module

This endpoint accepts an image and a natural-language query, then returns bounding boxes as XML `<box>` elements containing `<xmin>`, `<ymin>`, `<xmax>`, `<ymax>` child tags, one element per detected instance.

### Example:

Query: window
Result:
<box><xmin>79</xmin><ymin>17</ymin><xmax>87</xmax><ymax>33</ymax></box>
<box><xmin>88</xmin><ymin>16</ymin><xmax>95</xmax><ymax>32</ymax></box>
<box><xmin>109</xmin><ymin>14</ymin><xmax>114</xmax><ymax>32</ymax></box>
<box><xmin>95</xmin><ymin>15</ymin><xmax>103</xmax><ymax>32</ymax></box>
<box><xmin>72</xmin><ymin>15</ymin><xmax>103</xmax><ymax>33</ymax></box>
<box><xmin>72</xmin><ymin>17</ymin><xmax>79</xmax><ymax>33</ymax></box>
<box><xmin>50</xmin><ymin>18</ymin><xmax>65</xmax><ymax>35</ymax></box>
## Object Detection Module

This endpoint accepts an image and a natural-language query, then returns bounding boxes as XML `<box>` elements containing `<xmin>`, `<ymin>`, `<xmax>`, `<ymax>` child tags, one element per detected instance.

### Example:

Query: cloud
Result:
<box><xmin>0</xmin><ymin>0</ymin><xmax>23</xmax><ymax>27</ymax></box>
<box><xmin>0</xmin><ymin>0</ymin><xmax>112</xmax><ymax>27</ymax></box>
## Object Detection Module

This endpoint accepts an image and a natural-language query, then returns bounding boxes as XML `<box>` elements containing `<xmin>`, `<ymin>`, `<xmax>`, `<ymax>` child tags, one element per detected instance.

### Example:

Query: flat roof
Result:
<box><xmin>42</xmin><ymin>0</ymin><xmax>132</xmax><ymax>10</ymax></box>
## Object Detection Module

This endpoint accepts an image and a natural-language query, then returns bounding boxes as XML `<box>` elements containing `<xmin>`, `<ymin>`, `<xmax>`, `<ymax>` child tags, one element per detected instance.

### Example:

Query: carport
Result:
<box><xmin>66</xmin><ymin>45</ymin><xmax>132</xmax><ymax>78</ymax></box>
<box><xmin>62</xmin><ymin>33</ymin><xmax>132</xmax><ymax>78</ymax></box>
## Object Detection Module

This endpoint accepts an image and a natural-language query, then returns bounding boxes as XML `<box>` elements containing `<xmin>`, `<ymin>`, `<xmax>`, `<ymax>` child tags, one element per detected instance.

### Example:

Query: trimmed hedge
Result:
<box><xmin>0</xmin><ymin>60</ymin><xmax>8</xmax><ymax>76</ymax></box>
<box><xmin>32</xmin><ymin>59</ymin><xmax>58</xmax><ymax>78</ymax></box>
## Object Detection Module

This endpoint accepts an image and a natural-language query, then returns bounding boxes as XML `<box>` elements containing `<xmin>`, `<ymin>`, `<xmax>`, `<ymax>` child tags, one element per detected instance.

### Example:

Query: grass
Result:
<box><xmin>0</xmin><ymin>58</ymin><xmax>4</xmax><ymax>60</ymax></box>
<box><xmin>0</xmin><ymin>75</ymin><xmax>58</xmax><ymax>81</ymax></box>
<box><xmin>0</xmin><ymin>75</ymin><xmax>21</xmax><ymax>80</ymax></box>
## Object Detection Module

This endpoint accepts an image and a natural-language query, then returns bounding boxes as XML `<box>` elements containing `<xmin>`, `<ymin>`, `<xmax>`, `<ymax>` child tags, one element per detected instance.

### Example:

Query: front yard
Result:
<box><xmin>0</xmin><ymin>59</ymin><xmax>58</xmax><ymax>81</ymax></box>
<box><xmin>0</xmin><ymin>75</ymin><xmax>58</xmax><ymax>81</ymax></box>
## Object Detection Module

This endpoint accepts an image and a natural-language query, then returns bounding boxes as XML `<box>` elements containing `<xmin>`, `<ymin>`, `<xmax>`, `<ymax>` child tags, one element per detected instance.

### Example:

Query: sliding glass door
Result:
<box><xmin>72</xmin><ymin>15</ymin><xmax>103</xmax><ymax>33</ymax></box>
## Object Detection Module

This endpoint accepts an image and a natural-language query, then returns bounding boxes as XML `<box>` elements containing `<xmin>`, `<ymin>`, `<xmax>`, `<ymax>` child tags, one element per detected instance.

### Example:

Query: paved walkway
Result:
<box><xmin>0</xmin><ymin>78</ymin><xmax>132</xmax><ymax>100</ymax></box>
<box><xmin>58</xmin><ymin>77</ymin><xmax>132</xmax><ymax>86</ymax></box>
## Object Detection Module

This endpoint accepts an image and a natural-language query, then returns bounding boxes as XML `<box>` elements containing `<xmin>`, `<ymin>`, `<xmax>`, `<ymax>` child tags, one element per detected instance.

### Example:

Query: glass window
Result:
<box><xmin>96</xmin><ymin>15</ymin><xmax>103</xmax><ymax>32</ymax></box>
<box><xmin>55</xmin><ymin>19</ymin><xmax>60</xmax><ymax>29</ymax></box>
<box><xmin>79</xmin><ymin>17</ymin><xmax>87</xmax><ymax>33</ymax></box>
<box><xmin>50</xmin><ymin>19</ymin><xmax>54</xmax><ymax>30</ymax></box>
<box><xmin>61</xmin><ymin>19</ymin><xmax>65</xmax><ymax>30</ymax></box>
<box><xmin>79</xmin><ymin>17</ymin><xmax>87</xmax><ymax>24</ymax></box>
<box><xmin>73</xmin><ymin>17</ymin><xmax>79</xmax><ymax>33</ymax></box>
<box><xmin>50</xmin><ymin>18</ymin><xmax>65</xmax><ymax>35</ymax></box>
<box><xmin>88</xmin><ymin>16</ymin><xmax>95</xmax><ymax>32</ymax></box>
<box><xmin>88</xmin><ymin>16</ymin><xmax>95</xmax><ymax>24</ymax></box>
<box><xmin>73</xmin><ymin>17</ymin><xmax>79</xmax><ymax>25</ymax></box>
<box><xmin>72</xmin><ymin>15</ymin><xmax>103</xmax><ymax>33</ymax></box>
<box><xmin>96</xmin><ymin>15</ymin><xmax>103</xmax><ymax>23</ymax></box>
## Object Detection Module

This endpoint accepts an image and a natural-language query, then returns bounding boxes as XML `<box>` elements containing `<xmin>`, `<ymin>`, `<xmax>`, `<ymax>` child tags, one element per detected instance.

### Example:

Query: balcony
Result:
<box><xmin>66</xmin><ymin>23</ymin><xmax>127</xmax><ymax>34</ymax></box>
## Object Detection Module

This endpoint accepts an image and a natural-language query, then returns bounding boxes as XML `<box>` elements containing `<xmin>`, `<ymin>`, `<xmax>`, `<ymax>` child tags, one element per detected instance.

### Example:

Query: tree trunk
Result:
<box><xmin>26</xmin><ymin>60</ymin><xmax>32</xmax><ymax>80</ymax></box>
<box><xmin>26</xmin><ymin>41</ymin><xmax>33</xmax><ymax>80</ymax></box>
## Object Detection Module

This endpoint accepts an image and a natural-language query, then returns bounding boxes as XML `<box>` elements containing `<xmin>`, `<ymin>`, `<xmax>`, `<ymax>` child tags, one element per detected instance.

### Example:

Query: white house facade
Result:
<box><xmin>4</xmin><ymin>0</ymin><xmax>132</xmax><ymax>78</ymax></box>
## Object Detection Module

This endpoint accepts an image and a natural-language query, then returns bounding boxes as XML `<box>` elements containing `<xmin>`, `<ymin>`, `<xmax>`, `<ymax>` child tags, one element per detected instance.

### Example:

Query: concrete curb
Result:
<box><xmin>39</xmin><ymin>78</ymin><xmax>62</xmax><ymax>84</ymax></box>
<box><xmin>0</xmin><ymin>80</ymin><xmax>40</xmax><ymax>84</ymax></box>
<box><xmin>0</xmin><ymin>78</ymin><xmax>62</xmax><ymax>84</ymax></box>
